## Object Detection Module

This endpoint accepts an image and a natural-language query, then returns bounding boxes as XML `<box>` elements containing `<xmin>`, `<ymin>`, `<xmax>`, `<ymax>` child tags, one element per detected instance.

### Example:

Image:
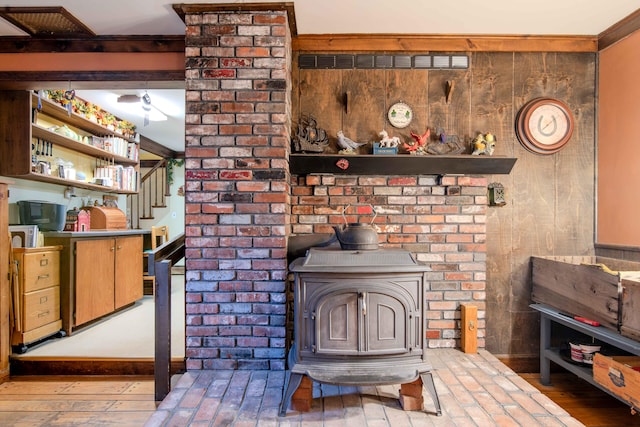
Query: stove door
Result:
<box><xmin>366</xmin><ymin>292</ymin><xmax>408</xmax><ymax>354</ymax></box>
<box><xmin>316</xmin><ymin>291</ymin><xmax>359</xmax><ymax>354</ymax></box>
<box><xmin>314</xmin><ymin>289</ymin><xmax>409</xmax><ymax>356</ymax></box>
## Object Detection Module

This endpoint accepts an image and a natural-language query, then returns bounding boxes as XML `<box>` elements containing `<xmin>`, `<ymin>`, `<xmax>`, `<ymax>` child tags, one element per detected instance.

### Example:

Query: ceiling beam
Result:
<box><xmin>140</xmin><ymin>135</ymin><xmax>183</xmax><ymax>159</ymax></box>
<box><xmin>0</xmin><ymin>35</ymin><xmax>184</xmax><ymax>53</ymax></box>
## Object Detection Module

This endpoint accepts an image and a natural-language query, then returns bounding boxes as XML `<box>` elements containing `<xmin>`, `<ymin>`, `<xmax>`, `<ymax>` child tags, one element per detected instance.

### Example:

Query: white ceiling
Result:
<box><xmin>0</xmin><ymin>0</ymin><xmax>638</xmax><ymax>36</ymax></box>
<box><xmin>1</xmin><ymin>1</ymin><xmax>638</xmax><ymax>153</ymax></box>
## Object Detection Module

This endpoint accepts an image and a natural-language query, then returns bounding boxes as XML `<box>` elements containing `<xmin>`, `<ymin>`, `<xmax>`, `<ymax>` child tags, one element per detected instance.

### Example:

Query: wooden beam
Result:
<box><xmin>599</xmin><ymin>8</ymin><xmax>640</xmax><ymax>51</ymax></box>
<box><xmin>293</xmin><ymin>34</ymin><xmax>598</xmax><ymax>53</ymax></box>
<box><xmin>0</xmin><ymin>35</ymin><xmax>184</xmax><ymax>53</ymax></box>
<box><xmin>0</xmin><ymin>72</ymin><xmax>185</xmax><ymax>90</ymax></box>
<box><xmin>140</xmin><ymin>135</ymin><xmax>183</xmax><ymax>159</ymax></box>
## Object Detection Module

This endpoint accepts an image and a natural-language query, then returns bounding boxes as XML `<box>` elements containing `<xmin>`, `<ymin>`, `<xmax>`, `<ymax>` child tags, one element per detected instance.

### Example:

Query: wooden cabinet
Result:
<box><xmin>11</xmin><ymin>246</ymin><xmax>63</xmax><ymax>352</ymax></box>
<box><xmin>45</xmin><ymin>232</ymin><xmax>143</xmax><ymax>335</ymax></box>
<box><xmin>0</xmin><ymin>90</ymin><xmax>139</xmax><ymax>194</ymax></box>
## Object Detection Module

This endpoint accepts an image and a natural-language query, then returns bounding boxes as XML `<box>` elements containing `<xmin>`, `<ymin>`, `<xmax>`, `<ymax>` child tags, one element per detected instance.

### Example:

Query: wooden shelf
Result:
<box><xmin>32</xmin><ymin>125</ymin><xmax>137</xmax><ymax>166</ymax></box>
<box><xmin>32</xmin><ymin>94</ymin><xmax>137</xmax><ymax>143</ymax></box>
<box><xmin>290</xmin><ymin>154</ymin><xmax>517</xmax><ymax>175</ymax></box>
<box><xmin>15</xmin><ymin>172</ymin><xmax>137</xmax><ymax>194</ymax></box>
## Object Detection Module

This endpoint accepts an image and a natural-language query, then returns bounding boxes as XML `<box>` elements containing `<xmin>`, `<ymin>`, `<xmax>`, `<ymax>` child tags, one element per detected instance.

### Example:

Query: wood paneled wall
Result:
<box><xmin>292</xmin><ymin>51</ymin><xmax>596</xmax><ymax>356</ymax></box>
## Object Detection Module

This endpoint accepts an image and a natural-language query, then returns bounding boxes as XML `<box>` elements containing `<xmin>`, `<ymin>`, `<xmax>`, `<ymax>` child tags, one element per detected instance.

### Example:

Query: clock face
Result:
<box><xmin>516</xmin><ymin>98</ymin><xmax>574</xmax><ymax>154</ymax></box>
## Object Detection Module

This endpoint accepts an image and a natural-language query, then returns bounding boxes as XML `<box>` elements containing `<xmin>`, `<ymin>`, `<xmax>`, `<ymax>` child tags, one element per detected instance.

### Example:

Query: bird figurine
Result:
<box><xmin>404</xmin><ymin>129</ymin><xmax>430</xmax><ymax>154</ymax></box>
<box><xmin>472</xmin><ymin>132</ymin><xmax>495</xmax><ymax>155</ymax></box>
<box><xmin>336</xmin><ymin>130</ymin><xmax>367</xmax><ymax>153</ymax></box>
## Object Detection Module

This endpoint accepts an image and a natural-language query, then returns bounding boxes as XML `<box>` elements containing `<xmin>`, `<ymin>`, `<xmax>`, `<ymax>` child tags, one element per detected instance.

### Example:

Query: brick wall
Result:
<box><xmin>290</xmin><ymin>174</ymin><xmax>488</xmax><ymax>348</ymax></box>
<box><xmin>183</xmin><ymin>9</ymin><xmax>292</xmax><ymax>370</ymax></box>
<box><xmin>182</xmin><ymin>7</ymin><xmax>488</xmax><ymax>370</ymax></box>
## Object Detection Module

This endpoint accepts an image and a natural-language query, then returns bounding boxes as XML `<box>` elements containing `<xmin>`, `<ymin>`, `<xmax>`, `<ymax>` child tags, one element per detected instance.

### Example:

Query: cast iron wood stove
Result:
<box><xmin>280</xmin><ymin>248</ymin><xmax>442</xmax><ymax>416</ymax></box>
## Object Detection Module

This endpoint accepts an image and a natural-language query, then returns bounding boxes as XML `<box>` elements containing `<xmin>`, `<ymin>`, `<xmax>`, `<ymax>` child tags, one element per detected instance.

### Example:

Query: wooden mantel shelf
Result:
<box><xmin>289</xmin><ymin>154</ymin><xmax>517</xmax><ymax>176</ymax></box>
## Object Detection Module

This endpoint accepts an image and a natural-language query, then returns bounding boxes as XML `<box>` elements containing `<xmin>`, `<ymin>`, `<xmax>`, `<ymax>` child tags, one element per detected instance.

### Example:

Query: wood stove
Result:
<box><xmin>280</xmin><ymin>248</ymin><xmax>442</xmax><ymax>416</ymax></box>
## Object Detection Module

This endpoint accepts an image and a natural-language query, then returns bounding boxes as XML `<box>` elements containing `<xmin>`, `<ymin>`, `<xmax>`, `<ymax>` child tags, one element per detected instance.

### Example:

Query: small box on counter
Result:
<box><xmin>593</xmin><ymin>353</ymin><xmax>640</xmax><ymax>411</ymax></box>
<box><xmin>83</xmin><ymin>206</ymin><xmax>126</xmax><ymax>230</ymax></box>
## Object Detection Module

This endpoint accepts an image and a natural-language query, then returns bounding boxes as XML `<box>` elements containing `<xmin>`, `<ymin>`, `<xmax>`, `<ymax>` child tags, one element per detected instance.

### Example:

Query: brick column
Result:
<box><xmin>183</xmin><ymin>9</ymin><xmax>292</xmax><ymax>370</ymax></box>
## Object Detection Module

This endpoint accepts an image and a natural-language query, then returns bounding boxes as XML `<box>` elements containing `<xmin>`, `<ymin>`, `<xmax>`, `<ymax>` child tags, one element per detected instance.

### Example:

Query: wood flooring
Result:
<box><xmin>0</xmin><ymin>376</ymin><xmax>157</xmax><ymax>427</ymax></box>
<box><xmin>522</xmin><ymin>372</ymin><xmax>640</xmax><ymax>427</ymax></box>
<box><xmin>0</xmin><ymin>373</ymin><xmax>636</xmax><ymax>426</ymax></box>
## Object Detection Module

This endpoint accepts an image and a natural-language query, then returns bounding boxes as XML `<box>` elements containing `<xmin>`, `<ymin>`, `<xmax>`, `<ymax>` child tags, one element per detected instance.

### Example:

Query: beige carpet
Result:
<box><xmin>16</xmin><ymin>274</ymin><xmax>185</xmax><ymax>358</ymax></box>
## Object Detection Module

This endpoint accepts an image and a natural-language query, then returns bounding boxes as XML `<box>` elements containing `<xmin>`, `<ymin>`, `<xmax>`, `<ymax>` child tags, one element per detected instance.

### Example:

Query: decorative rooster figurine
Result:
<box><xmin>404</xmin><ymin>129</ymin><xmax>431</xmax><ymax>154</ymax></box>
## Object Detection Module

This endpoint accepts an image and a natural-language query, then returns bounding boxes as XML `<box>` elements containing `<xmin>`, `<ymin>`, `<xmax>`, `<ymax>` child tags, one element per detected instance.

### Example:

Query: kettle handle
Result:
<box><xmin>341</xmin><ymin>204</ymin><xmax>378</xmax><ymax>225</ymax></box>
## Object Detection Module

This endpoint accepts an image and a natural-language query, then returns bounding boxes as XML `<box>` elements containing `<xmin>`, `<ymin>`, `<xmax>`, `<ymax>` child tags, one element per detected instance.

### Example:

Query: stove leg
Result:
<box><xmin>279</xmin><ymin>372</ymin><xmax>303</xmax><ymax>417</ymax></box>
<box><xmin>420</xmin><ymin>372</ymin><xmax>442</xmax><ymax>416</ymax></box>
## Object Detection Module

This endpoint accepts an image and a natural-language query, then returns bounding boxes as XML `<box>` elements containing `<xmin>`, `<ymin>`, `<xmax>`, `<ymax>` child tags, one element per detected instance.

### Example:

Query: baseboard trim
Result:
<box><xmin>9</xmin><ymin>357</ymin><xmax>186</xmax><ymax>377</ymax></box>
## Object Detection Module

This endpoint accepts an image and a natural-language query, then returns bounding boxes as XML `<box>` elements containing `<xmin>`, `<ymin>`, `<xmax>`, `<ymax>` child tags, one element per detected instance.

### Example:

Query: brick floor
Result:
<box><xmin>146</xmin><ymin>349</ymin><xmax>584</xmax><ymax>426</ymax></box>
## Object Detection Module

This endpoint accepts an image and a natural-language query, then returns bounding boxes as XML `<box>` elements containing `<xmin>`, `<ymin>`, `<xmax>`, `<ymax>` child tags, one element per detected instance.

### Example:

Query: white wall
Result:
<box><xmin>6</xmin><ymin>177</ymin><xmax>127</xmax><ymax>225</ymax></box>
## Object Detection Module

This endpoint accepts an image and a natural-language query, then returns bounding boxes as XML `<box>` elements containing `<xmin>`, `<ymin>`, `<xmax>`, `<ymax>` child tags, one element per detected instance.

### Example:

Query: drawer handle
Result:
<box><xmin>37</xmin><ymin>274</ymin><xmax>49</xmax><ymax>280</ymax></box>
<box><xmin>110</xmin><ymin>247</ymin><xmax>115</xmax><ymax>251</ymax></box>
<box><xmin>38</xmin><ymin>310</ymin><xmax>50</xmax><ymax>318</ymax></box>
<box><xmin>39</xmin><ymin>296</ymin><xmax>48</xmax><ymax>304</ymax></box>
<box><xmin>39</xmin><ymin>259</ymin><xmax>49</xmax><ymax>266</ymax></box>
<box><xmin>117</xmin><ymin>245</ymin><xmax>123</xmax><ymax>250</ymax></box>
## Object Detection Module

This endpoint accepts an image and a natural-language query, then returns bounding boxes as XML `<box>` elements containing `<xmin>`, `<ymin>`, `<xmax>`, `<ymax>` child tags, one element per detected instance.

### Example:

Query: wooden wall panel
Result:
<box><xmin>428</xmin><ymin>69</ymin><xmax>471</xmax><ymax>148</ymax></box>
<box><xmin>341</xmin><ymin>69</ymin><xmax>386</xmax><ymax>144</ymax></box>
<box><xmin>291</xmin><ymin>51</ymin><xmax>596</xmax><ymax>356</ymax></box>
<box><xmin>472</xmin><ymin>52</ymin><xmax>516</xmax><ymax>353</ymax></box>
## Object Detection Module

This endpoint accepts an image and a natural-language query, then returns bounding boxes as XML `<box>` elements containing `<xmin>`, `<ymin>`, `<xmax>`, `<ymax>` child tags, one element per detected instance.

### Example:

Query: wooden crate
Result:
<box><xmin>531</xmin><ymin>256</ymin><xmax>640</xmax><ymax>332</ymax></box>
<box><xmin>621</xmin><ymin>276</ymin><xmax>640</xmax><ymax>340</ymax></box>
<box><xmin>593</xmin><ymin>353</ymin><xmax>640</xmax><ymax>411</ymax></box>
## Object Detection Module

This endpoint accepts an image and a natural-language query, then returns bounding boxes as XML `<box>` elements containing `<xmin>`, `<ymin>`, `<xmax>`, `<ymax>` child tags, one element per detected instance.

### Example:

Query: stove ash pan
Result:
<box><xmin>289</xmin><ymin>248</ymin><xmax>431</xmax><ymax>273</ymax></box>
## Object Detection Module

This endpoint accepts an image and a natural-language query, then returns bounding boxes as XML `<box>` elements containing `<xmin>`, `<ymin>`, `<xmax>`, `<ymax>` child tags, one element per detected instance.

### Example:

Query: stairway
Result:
<box><xmin>128</xmin><ymin>159</ymin><xmax>169</xmax><ymax>230</ymax></box>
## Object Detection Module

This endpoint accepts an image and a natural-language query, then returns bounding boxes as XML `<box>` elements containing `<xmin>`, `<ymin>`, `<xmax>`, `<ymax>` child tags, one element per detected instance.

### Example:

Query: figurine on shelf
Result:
<box><xmin>378</xmin><ymin>130</ymin><xmax>401</xmax><ymax>148</ymax></box>
<box><xmin>336</xmin><ymin>130</ymin><xmax>368</xmax><ymax>154</ymax></box>
<box><xmin>471</xmin><ymin>132</ymin><xmax>496</xmax><ymax>156</ymax></box>
<box><xmin>426</xmin><ymin>128</ymin><xmax>465</xmax><ymax>155</ymax></box>
<box><xmin>292</xmin><ymin>114</ymin><xmax>329</xmax><ymax>153</ymax></box>
<box><xmin>404</xmin><ymin>128</ymin><xmax>430</xmax><ymax>155</ymax></box>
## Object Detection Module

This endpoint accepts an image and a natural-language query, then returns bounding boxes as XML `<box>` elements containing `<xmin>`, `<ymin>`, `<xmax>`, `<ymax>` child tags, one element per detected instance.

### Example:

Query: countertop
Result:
<box><xmin>44</xmin><ymin>229</ymin><xmax>149</xmax><ymax>237</ymax></box>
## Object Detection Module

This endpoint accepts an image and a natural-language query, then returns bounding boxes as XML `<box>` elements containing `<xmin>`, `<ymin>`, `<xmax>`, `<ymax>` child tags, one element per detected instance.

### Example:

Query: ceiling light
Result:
<box><xmin>117</xmin><ymin>93</ymin><xmax>168</xmax><ymax>123</ymax></box>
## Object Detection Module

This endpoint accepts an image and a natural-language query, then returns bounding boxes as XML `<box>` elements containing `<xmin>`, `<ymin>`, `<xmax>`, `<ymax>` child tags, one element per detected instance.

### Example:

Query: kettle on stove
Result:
<box><xmin>333</xmin><ymin>205</ymin><xmax>379</xmax><ymax>250</ymax></box>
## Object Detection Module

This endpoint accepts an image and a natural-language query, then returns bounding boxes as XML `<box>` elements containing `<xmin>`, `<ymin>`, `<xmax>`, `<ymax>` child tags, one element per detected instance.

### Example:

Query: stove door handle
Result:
<box><xmin>360</xmin><ymin>292</ymin><xmax>367</xmax><ymax>316</ymax></box>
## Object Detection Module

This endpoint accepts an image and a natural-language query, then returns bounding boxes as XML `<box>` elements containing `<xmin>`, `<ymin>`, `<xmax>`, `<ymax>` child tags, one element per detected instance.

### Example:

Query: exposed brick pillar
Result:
<box><xmin>183</xmin><ymin>9</ymin><xmax>292</xmax><ymax>370</ymax></box>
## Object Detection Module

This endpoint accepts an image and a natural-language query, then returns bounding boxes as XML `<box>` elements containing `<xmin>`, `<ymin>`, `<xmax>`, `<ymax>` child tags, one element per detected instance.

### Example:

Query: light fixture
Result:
<box><xmin>117</xmin><ymin>93</ymin><xmax>168</xmax><ymax>124</ymax></box>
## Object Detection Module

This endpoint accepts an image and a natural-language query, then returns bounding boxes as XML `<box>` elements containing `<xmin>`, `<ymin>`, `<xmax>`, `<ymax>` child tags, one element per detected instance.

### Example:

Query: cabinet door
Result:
<box><xmin>365</xmin><ymin>292</ymin><xmax>408</xmax><ymax>354</ymax></box>
<box><xmin>114</xmin><ymin>236</ymin><xmax>143</xmax><ymax>309</ymax></box>
<box><xmin>75</xmin><ymin>239</ymin><xmax>115</xmax><ymax>326</ymax></box>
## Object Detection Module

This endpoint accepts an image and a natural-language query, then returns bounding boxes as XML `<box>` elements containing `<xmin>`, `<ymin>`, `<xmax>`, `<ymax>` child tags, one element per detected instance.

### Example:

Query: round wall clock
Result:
<box><xmin>516</xmin><ymin>98</ymin><xmax>575</xmax><ymax>154</ymax></box>
<box><xmin>387</xmin><ymin>102</ymin><xmax>413</xmax><ymax>128</ymax></box>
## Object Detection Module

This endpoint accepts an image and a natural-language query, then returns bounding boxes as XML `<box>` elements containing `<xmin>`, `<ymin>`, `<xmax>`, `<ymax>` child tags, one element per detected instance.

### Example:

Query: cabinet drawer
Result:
<box><xmin>23</xmin><ymin>251</ymin><xmax>60</xmax><ymax>292</ymax></box>
<box><xmin>22</xmin><ymin>286</ymin><xmax>60</xmax><ymax>331</ymax></box>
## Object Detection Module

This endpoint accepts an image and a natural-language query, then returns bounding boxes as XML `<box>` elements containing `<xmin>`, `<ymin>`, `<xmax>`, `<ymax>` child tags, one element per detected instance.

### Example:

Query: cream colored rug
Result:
<box><xmin>19</xmin><ymin>274</ymin><xmax>185</xmax><ymax>358</ymax></box>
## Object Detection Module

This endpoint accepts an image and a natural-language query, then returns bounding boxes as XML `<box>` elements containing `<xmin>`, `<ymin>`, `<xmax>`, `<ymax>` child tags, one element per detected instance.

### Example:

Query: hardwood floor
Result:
<box><xmin>522</xmin><ymin>372</ymin><xmax>640</xmax><ymax>427</ymax></box>
<box><xmin>0</xmin><ymin>376</ymin><xmax>157</xmax><ymax>426</ymax></box>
